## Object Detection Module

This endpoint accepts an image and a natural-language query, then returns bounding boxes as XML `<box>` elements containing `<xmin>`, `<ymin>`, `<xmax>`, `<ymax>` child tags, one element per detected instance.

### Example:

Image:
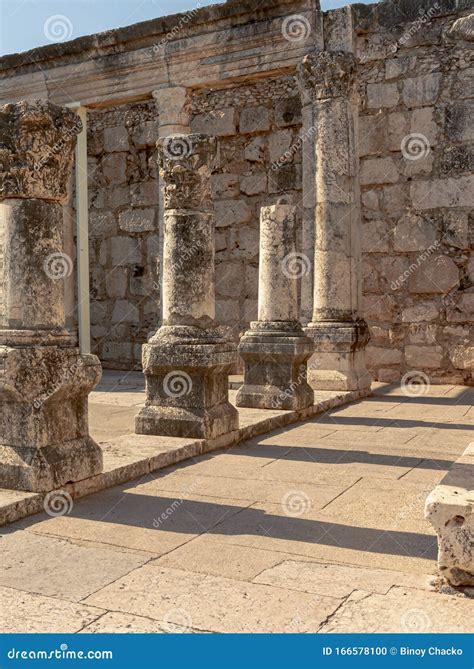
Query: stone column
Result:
<box><xmin>297</xmin><ymin>51</ymin><xmax>371</xmax><ymax>392</ymax></box>
<box><xmin>135</xmin><ymin>133</ymin><xmax>239</xmax><ymax>439</ymax></box>
<box><xmin>236</xmin><ymin>203</ymin><xmax>314</xmax><ymax>410</ymax></box>
<box><xmin>152</xmin><ymin>86</ymin><xmax>191</xmax><ymax>325</ymax></box>
<box><xmin>0</xmin><ymin>100</ymin><xmax>103</xmax><ymax>492</ymax></box>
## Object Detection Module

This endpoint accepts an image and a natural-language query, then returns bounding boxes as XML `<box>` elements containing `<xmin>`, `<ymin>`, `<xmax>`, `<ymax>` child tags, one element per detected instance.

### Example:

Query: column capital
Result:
<box><xmin>297</xmin><ymin>51</ymin><xmax>357</xmax><ymax>102</ymax></box>
<box><xmin>152</xmin><ymin>86</ymin><xmax>191</xmax><ymax>135</ymax></box>
<box><xmin>152</xmin><ymin>85</ymin><xmax>188</xmax><ymax>108</ymax></box>
<box><xmin>157</xmin><ymin>133</ymin><xmax>217</xmax><ymax>211</ymax></box>
<box><xmin>0</xmin><ymin>100</ymin><xmax>81</xmax><ymax>202</ymax></box>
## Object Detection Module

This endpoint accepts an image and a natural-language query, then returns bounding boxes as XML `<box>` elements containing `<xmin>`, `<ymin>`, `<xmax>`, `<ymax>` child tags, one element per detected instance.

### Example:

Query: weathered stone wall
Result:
<box><xmin>353</xmin><ymin>1</ymin><xmax>474</xmax><ymax>385</ymax></box>
<box><xmin>80</xmin><ymin>0</ymin><xmax>473</xmax><ymax>383</ymax></box>
<box><xmin>86</xmin><ymin>102</ymin><xmax>160</xmax><ymax>369</ymax></box>
<box><xmin>190</xmin><ymin>76</ymin><xmax>304</xmax><ymax>342</ymax></box>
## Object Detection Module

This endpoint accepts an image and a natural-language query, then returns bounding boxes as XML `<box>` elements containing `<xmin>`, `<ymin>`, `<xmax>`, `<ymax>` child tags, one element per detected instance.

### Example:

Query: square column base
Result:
<box><xmin>0</xmin><ymin>346</ymin><xmax>103</xmax><ymax>492</ymax></box>
<box><xmin>236</xmin><ymin>323</ymin><xmax>314</xmax><ymax>410</ymax></box>
<box><xmin>135</xmin><ymin>337</ymin><xmax>239</xmax><ymax>440</ymax></box>
<box><xmin>306</xmin><ymin>320</ymin><xmax>372</xmax><ymax>392</ymax></box>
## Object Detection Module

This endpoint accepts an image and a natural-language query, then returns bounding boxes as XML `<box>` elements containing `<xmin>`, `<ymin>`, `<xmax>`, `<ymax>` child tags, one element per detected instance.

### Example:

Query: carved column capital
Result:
<box><xmin>0</xmin><ymin>100</ymin><xmax>81</xmax><ymax>202</ymax></box>
<box><xmin>152</xmin><ymin>86</ymin><xmax>191</xmax><ymax>136</ymax></box>
<box><xmin>157</xmin><ymin>133</ymin><xmax>217</xmax><ymax>211</ymax></box>
<box><xmin>297</xmin><ymin>51</ymin><xmax>357</xmax><ymax>102</ymax></box>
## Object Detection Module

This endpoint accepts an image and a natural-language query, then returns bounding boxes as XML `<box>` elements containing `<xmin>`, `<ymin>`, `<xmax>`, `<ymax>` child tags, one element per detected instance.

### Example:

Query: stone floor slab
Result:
<box><xmin>135</xmin><ymin>470</ymin><xmax>349</xmax><ymax>508</ymax></box>
<box><xmin>0</xmin><ymin>530</ymin><xmax>149</xmax><ymax>601</ymax></box>
<box><xmin>151</xmin><ymin>535</ymin><xmax>300</xmax><ymax>581</ymax></box>
<box><xmin>79</xmin><ymin>612</ymin><xmax>168</xmax><ymax>633</ymax></box>
<box><xmin>20</xmin><ymin>487</ymin><xmax>251</xmax><ymax>555</ymax></box>
<box><xmin>0</xmin><ymin>585</ymin><xmax>103</xmax><ymax>633</ymax></box>
<box><xmin>208</xmin><ymin>501</ymin><xmax>438</xmax><ymax>574</ymax></box>
<box><xmin>318</xmin><ymin>586</ymin><xmax>473</xmax><ymax>634</ymax></box>
<box><xmin>322</xmin><ymin>478</ymin><xmax>436</xmax><ymax>534</ymax></box>
<box><xmin>84</xmin><ymin>565</ymin><xmax>343</xmax><ymax>633</ymax></box>
<box><xmin>253</xmin><ymin>559</ymin><xmax>431</xmax><ymax>598</ymax></box>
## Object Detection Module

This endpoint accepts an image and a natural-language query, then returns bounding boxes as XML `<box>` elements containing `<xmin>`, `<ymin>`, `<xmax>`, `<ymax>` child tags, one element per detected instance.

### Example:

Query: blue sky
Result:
<box><xmin>0</xmin><ymin>0</ymin><xmax>375</xmax><ymax>56</ymax></box>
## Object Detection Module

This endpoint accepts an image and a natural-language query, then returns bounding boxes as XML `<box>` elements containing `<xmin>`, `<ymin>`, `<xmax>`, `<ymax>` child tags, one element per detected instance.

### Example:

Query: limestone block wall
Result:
<box><xmin>190</xmin><ymin>76</ymin><xmax>304</xmax><ymax>342</ymax></box>
<box><xmin>85</xmin><ymin>101</ymin><xmax>161</xmax><ymax>369</ymax></box>
<box><xmin>82</xmin><ymin>0</ymin><xmax>473</xmax><ymax>383</ymax></box>
<box><xmin>353</xmin><ymin>2</ymin><xmax>473</xmax><ymax>384</ymax></box>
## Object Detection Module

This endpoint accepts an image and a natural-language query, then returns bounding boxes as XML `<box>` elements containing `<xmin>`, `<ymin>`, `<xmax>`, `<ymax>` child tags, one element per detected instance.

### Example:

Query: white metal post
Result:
<box><xmin>67</xmin><ymin>103</ymin><xmax>91</xmax><ymax>355</ymax></box>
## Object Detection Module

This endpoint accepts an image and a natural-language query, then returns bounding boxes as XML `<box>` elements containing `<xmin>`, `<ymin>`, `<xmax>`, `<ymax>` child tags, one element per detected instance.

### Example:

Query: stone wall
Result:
<box><xmin>81</xmin><ymin>0</ymin><xmax>473</xmax><ymax>383</ymax></box>
<box><xmin>86</xmin><ymin>101</ymin><xmax>160</xmax><ymax>369</ymax></box>
<box><xmin>353</xmin><ymin>1</ymin><xmax>474</xmax><ymax>384</ymax></box>
<box><xmin>190</xmin><ymin>76</ymin><xmax>304</xmax><ymax>343</ymax></box>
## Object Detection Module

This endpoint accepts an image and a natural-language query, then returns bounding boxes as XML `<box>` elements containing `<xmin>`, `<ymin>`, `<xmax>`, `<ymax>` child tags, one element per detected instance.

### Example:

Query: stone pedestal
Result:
<box><xmin>135</xmin><ymin>133</ymin><xmax>238</xmax><ymax>439</ymax></box>
<box><xmin>0</xmin><ymin>101</ymin><xmax>103</xmax><ymax>492</ymax></box>
<box><xmin>237</xmin><ymin>204</ymin><xmax>314</xmax><ymax>410</ymax></box>
<box><xmin>297</xmin><ymin>52</ymin><xmax>371</xmax><ymax>392</ymax></box>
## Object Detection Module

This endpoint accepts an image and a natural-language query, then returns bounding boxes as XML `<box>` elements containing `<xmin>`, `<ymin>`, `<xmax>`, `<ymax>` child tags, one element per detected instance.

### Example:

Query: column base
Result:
<box><xmin>236</xmin><ymin>322</ymin><xmax>314</xmax><ymax>410</ymax></box>
<box><xmin>135</xmin><ymin>332</ymin><xmax>239</xmax><ymax>440</ymax></box>
<box><xmin>305</xmin><ymin>320</ymin><xmax>372</xmax><ymax>392</ymax></box>
<box><xmin>0</xmin><ymin>346</ymin><xmax>103</xmax><ymax>492</ymax></box>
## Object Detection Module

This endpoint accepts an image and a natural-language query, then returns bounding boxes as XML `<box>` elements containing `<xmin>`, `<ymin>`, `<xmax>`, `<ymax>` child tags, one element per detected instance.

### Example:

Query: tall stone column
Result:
<box><xmin>297</xmin><ymin>51</ymin><xmax>371</xmax><ymax>392</ymax></box>
<box><xmin>0</xmin><ymin>100</ymin><xmax>103</xmax><ymax>492</ymax></box>
<box><xmin>152</xmin><ymin>86</ymin><xmax>191</xmax><ymax>324</ymax></box>
<box><xmin>236</xmin><ymin>203</ymin><xmax>314</xmax><ymax>410</ymax></box>
<box><xmin>135</xmin><ymin>133</ymin><xmax>239</xmax><ymax>439</ymax></box>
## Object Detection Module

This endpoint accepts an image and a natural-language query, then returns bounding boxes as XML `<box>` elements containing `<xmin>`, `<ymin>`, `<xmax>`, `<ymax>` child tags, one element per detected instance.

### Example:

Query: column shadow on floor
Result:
<box><xmin>230</xmin><ymin>443</ymin><xmax>454</xmax><ymax>470</ymax></box>
<box><xmin>18</xmin><ymin>490</ymin><xmax>437</xmax><ymax>561</ymax></box>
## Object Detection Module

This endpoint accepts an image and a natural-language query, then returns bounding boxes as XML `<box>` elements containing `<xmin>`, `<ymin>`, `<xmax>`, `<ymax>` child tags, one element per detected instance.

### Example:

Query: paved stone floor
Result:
<box><xmin>1</xmin><ymin>376</ymin><xmax>472</xmax><ymax>633</ymax></box>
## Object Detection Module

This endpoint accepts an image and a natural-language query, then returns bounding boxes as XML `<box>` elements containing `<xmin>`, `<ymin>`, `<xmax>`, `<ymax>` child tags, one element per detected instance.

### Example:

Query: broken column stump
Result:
<box><xmin>425</xmin><ymin>443</ymin><xmax>474</xmax><ymax>587</ymax></box>
<box><xmin>236</xmin><ymin>203</ymin><xmax>314</xmax><ymax>410</ymax></box>
<box><xmin>0</xmin><ymin>100</ymin><xmax>103</xmax><ymax>492</ymax></box>
<box><xmin>135</xmin><ymin>133</ymin><xmax>239</xmax><ymax>439</ymax></box>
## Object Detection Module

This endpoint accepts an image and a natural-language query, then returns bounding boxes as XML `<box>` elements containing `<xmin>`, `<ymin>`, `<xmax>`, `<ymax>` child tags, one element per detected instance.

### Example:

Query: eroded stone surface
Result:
<box><xmin>425</xmin><ymin>443</ymin><xmax>474</xmax><ymax>586</ymax></box>
<box><xmin>0</xmin><ymin>101</ymin><xmax>102</xmax><ymax>492</ymax></box>
<box><xmin>237</xmin><ymin>205</ymin><xmax>314</xmax><ymax>411</ymax></box>
<box><xmin>0</xmin><ymin>101</ymin><xmax>81</xmax><ymax>202</ymax></box>
<box><xmin>136</xmin><ymin>133</ymin><xmax>238</xmax><ymax>439</ymax></box>
<box><xmin>297</xmin><ymin>52</ymin><xmax>370</xmax><ymax>392</ymax></box>
<box><xmin>319</xmin><ymin>587</ymin><xmax>472</xmax><ymax>634</ymax></box>
<box><xmin>84</xmin><ymin>564</ymin><xmax>343</xmax><ymax>633</ymax></box>
<box><xmin>0</xmin><ymin>585</ymin><xmax>102</xmax><ymax>633</ymax></box>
